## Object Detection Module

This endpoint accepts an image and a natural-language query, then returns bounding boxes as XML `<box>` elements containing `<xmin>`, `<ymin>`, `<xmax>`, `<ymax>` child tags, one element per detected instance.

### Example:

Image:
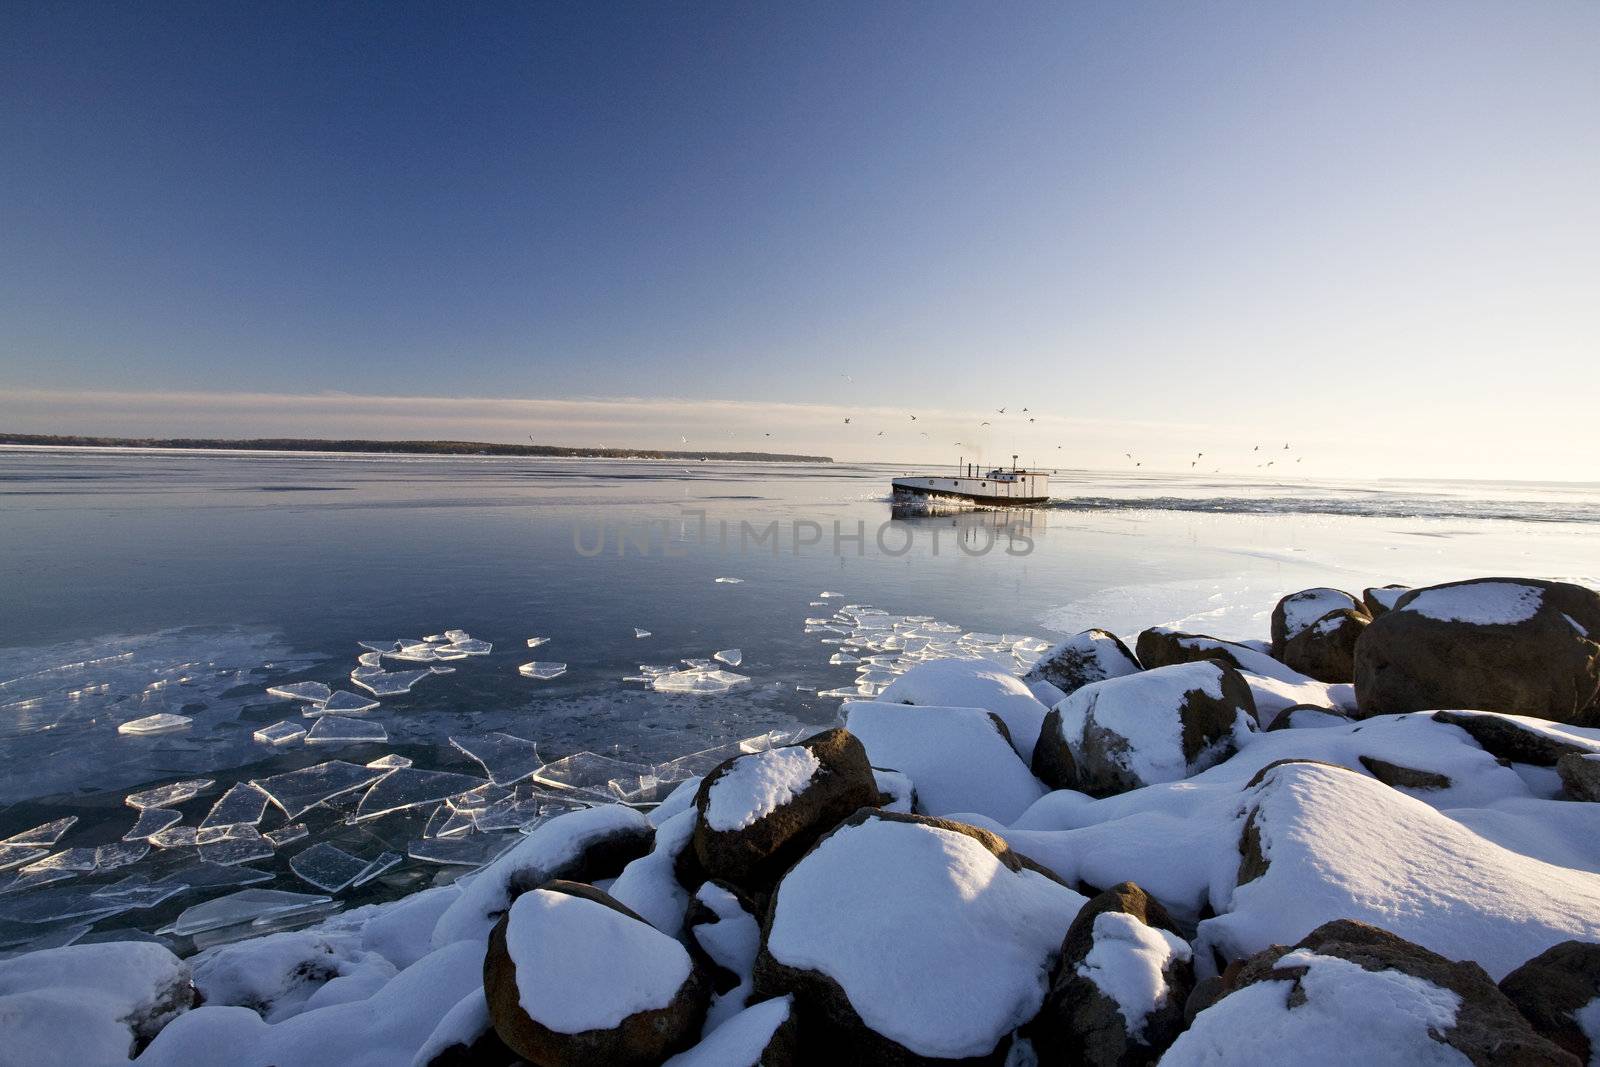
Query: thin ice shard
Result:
<box><xmin>117</xmin><ymin>713</ymin><xmax>191</xmax><ymax>735</ymax></box>
<box><xmin>349</xmin><ymin>669</ymin><xmax>430</xmax><ymax>696</ymax></box>
<box><xmin>313</xmin><ymin>690</ymin><xmax>379</xmax><ymax>715</ymax></box>
<box><xmin>439</xmin><ymin>639</ymin><xmax>491</xmax><ymax>655</ymax></box>
<box><xmin>366</xmin><ymin>754</ymin><xmax>412</xmax><ymax>770</ymax></box>
<box><xmin>252</xmin><ymin>762</ymin><xmax>388</xmax><ymax>820</ymax></box>
<box><xmin>21</xmin><ymin>848</ymin><xmax>97</xmax><ymax>875</ymax></box>
<box><xmin>517</xmin><ymin>662</ymin><xmax>566</xmax><ymax>680</ymax></box>
<box><xmin>0</xmin><ymin>885</ymin><xmax>131</xmax><ymax>925</ymax></box>
<box><xmin>169</xmin><ymin>889</ymin><xmax>332</xmax><ymax>937</ymax></box>
<box><xmin>525</xmin><ymin>637</ymin><xmax>550</xmax><ymax>648</ymax></box>
<box><xmin>93</xmin><ymin>841</ymin><xmax>149</xmax><ymax>871</ymax></box>
<box><xmin>122</xmin><ymin>808</ymin><xmax>184</xmax><ymax>843</ymax></box>
<box><xmin>449</xmin><ymin>733</ymin><xmax>543</xmax><ymax>786</ymax></box>
<box><xmin>357</xmin><ymin>641</ymin><xmax>400</xmax><ymax>653</ymax></box>
<box><xmin>262</xmin><ymin>823</ymin><xmax>308</xmax><ymax>848</ymax></box>
<box><xmin>650</xmin><ymin>669</ymin><xmax>749</xmax><ymax>695</ymax></box>
<box><xmin>357</xmin><ymin>651</ymin><xmax>384</xmax><ymax>668</ymax></box>
<box><xmin>533</xmin><ymin>752</ymin><xmax>652</xmax><ymax>794</ymax></box>
<box><xmin>126</xmin><ymin>780</ymin><xmax>212</xmax><ymax>810</ymax></box>
<box><xmin>634</xmin><ymin>628</ymin><xmax>652</xmax><ymax>638</ymax></box>
<box><xmin>352</xmin><ymin>768</ymin><xmax>487</xmax><ymax>822</ymax></box>
<box><xmin>305</xmin><ymin>716</ymin><xmax>387</xmax><ymax>745</ymax></box>
<box><xmin>254</xmin><ymin>720</ymin><xmax>306</xmax><ymax>745</ymax></box>
<box><xmin>406</xmin><ymin>834</ymin><xmax>518</xmax><ymax>867</ymax></box>
<box><xmin>351</xmin><ymin>851</ymin><xmax>402</xmax><ymax>887</ymax></box>
<box><xmin>266</xmin><ymin>681</ymin><xmax>333</xmax><ymax>703</ymax></box>
<box><xmin>198</xmin><ymin>829</ymin><xmax>274</xmax><ymax>867</ymax></box>
<box><xmin>3</xmin><ymin>816</ymin><xmax>77</xmax><ymax>846</ymax></box>
<box><xmin>148</xmin><ymin>825</ymin><xmax>198</xmax><ymax>849</ymax></box>
<box><xmin>289</xmin><ymin>842</ymin><xmax>370</xmax><ymax>893</ymax></box>
<box><xmin>90</xmin><ymin>875</ymin><xmax>187</xmax><ymax>909</ymax></box>
<box><xmin>714</xmin><ymin>577</ymin><xmax>744</xmax><ymax>584</ymax></box>
<box><xmin>167</xmin><ymin>862</ymin><xmax>273</xmax><ymax>891</ymax></box>
<box><xmin>200</xmin><ymin>783</ymin><xmax>271</xmax><ymax>830</ymax></box>
<box><xmin>713</xmin><ymin>649</ymin><xmax>743</xmax><ymax>667</ymax></box>
<box><xmin>0</xmin><ymin>845</ymin><xmax>49</xmax><ymax>872</ymax></box>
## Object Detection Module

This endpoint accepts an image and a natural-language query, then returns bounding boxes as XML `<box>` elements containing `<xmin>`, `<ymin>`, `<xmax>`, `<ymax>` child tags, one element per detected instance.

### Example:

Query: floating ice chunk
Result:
<box><xmin>533</xmin><ymin>752</ymin><xmax>653</xmax><ymax>795</ymax></box>
<box><xmin>0</xmin><ymin>867</ymin><xmax>79</xmax><ymax>893</ymax></box>
<box><xmin>518</xmin><ymin>661</ymin><xmax>567</xmax><ymax>680</ymax></box>
<box><xmin>353</xmin><ymin>851</ymin><xmax>402</xmax><ymax>887</ymax></box>
<box><xmin>445</xmin><ymin>782</ymin><xmax>511</xmax><ymax>812</ymax></box>
<box><xmin>651</xmin><ymin>669</ymin><xmax>750</xmax><ymax>695</ymax></box>
<box><xmin>168</xmin><ymin>889</ymin><xmax>332</xmax><ymax>937</ymax></box>
<box><xmin>427</xmin><ymin>808</ymin><xmax>478</xmax><ymax>838</ymax></box>
<box><xmin>290</xmin><ymin>842</ymin><xmax>371</xmax><ymax>893</ymax></box>
<box><xmin>682</xmin><ymin>658</ymin><xmax>714</xmax><ymax>670</ymax></box>
<box><xmin>313</xmin><ymin>690</ymin><xmax>381</xmax><ymax>715</ymax></box>
<box><xmin>266</xmin><ymin>681</ymin><xmax>333</xmax><ymax>703</ymax></box>
<box><xmin>440</xmin><ymin>638</ymin><xmax>491</xmax><ymax>655</ymax></box>
<box><xmin>366</xmin><ymin>753</ymin><xmax>412</xmax><ymax>770</ymax></box>
<box><xmin>0</xmin><ymin>845</ymin><xmax>49</xmax><ymax>872</ymax></box>
<box><xmin>91</xmin><ymin>873</ymin><xmax>187</xmax><ymax>909</ymax></box>
<box><xmin>634</xmin><ymin>628</ymin><xmax>652</xmax><ymax>639</ymax></box>
<box><xmin>818</xmin><ymin>591</ymin><xmax>843</xmax><ymax>598</ymax></box>
<box><xmin>252</xmin><ymin>762</ymin><xmax>388</xmax><ymax>820</ymax></box>
<box><xmin>358</xmin><ymin>641</ymin><xmax>400</xmax><ymax>653</ymax></box>
<box><xmin>117</xmin><ymin>713</ymin><xmax>192</xmax><ymax>736</ymax></box>
<box><xmin>2</xmin><ymin>816</ymin><xmax>77</xmax><ymax>846</ymax></box>
<box><xmin>0</xmin><ymin>885</ymin><xmax>131</xmax><ymax>925</ymax></box>
<box><xmin>715</xmin><ymin>577</ymin><xmax>744</xmax><ymax>584</ymax></box>
<box><xmin>200</xmin><ymin>783</ymin><xmax>271</xmax><ymax>830</ymax></box>
<box><xmin>306</xmin><ymin>715</ymin><xmax>388</xmax><ymax>745</ymax></box>
<box><xmin>407</xmin><ymin>834</ymin><xmax>519</xmax><ymax>867</ymax></box>
<box><xmin>829</xmin><ymin>653</ymin><xmax>859</xmax><ymax>665</ymax></box>
<box><xmin>357</xmin><ymin>651</ymin><xmax>384</xmax><ymax>668</ymax></box>
<box><xmin>21</xmin><ymin>848</ymin><xmax>97</xmax><ymax>875</ymax></box>
<box><xmin>526</xmin><ymin>636</ymin><xmax>551</xmax><ymax>648</ymax></box>
<box><xmin>469</xmin><ymin>795</ymin><xmax>545</xmax><ymax>833</ymax></box>
<box><xmin>450</xmin><ymin>732</ymin><xmax>543</xmax><ymax>786</ymax></box>
<box><xmin>429</xmin><ymin>665</ymin><xmax>455</xmax><ymax>675</ymax></box>
<box><xmin>713</xmin><ymin>649</ymin><xmax>743</xmax><ymax>667</ymax></box>
<box><xmin>199</xmin><ymin>828</ymin><xmax>275</xmax><ymax>867</ymax></box>
<box><xmin>122</xmin><ymin>807</ymin><xmax>182</xmax><ymax>842</ymax></box>
<box><xmin>253</xmin><ymin>720</ymin><xmax>306</xmax><ymax>745</ymax></box>
<box><xmin>93</xmin><ymin>841</ymin><xmax>149</xmax><ymax>872</ymax></box>
<box><xmin>262</xmin><ymin>823</ymin><xmax>308</xmax><ymax>848</ymax></box>
<box><xmin>352</xmin><ymin>768</ymin><xmax>487</xmax><ymax>822</ymax></box>
<box><xmin>349</xmin><ymin>668</ymin><xmax>430</xmax><ymax>696</ymax></box>
<box><xmin>169</xmin><ymin>862</ymin><xmax>273</xmax><ymax>891</ymax></box>
<box><xmin>149</xmin><ymin>825</ymin><xmax>198</xmax><ymax>849</ymax></box>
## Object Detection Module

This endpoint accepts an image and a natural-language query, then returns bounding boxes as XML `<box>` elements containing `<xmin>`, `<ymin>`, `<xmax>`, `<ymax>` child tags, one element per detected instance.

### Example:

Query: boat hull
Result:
<box><xmin>891</xmin><ymin>476</ymin><xmax>1050</xmax><ymax>506</ymax></box>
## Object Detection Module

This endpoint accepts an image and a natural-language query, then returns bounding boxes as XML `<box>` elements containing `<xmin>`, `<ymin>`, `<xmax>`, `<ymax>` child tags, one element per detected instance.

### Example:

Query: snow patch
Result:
<box><xmin>703</xmin><ymin>747</ymin><xmax>820</xmax><ymax>832</ymax></box>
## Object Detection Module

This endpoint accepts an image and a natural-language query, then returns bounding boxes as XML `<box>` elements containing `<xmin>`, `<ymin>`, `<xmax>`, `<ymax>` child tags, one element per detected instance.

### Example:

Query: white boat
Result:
<box><xmin>892</xmin><ymin>457</ymin><xmax>1051</xmax><ymax>506</ymax></box>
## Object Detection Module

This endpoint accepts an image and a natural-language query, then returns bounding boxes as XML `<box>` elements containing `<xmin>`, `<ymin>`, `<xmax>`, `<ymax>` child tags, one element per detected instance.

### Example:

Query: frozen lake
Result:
<box><xmin>2</xmin><ymin>447</ymin><xmax>1597</xmax><ymax>951</ymax></box>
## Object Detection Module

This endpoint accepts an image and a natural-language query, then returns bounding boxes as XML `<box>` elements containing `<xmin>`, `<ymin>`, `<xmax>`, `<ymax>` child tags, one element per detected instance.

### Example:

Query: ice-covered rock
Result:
<box><xmin>1032</xmin><ymin>661</ymin><xmax>1256</xmax><ymax>796</ymax></box>
<box><xmin>756</xmin><ymin>809</ymin><xmax>1085</xmax><ymax>1063</ymax></box>
<box><xmin>430</xmin><ymin>804</ymin><xmax>653</xmax><ymax>947</ymax></box>
<box><xmin>662</xmin><ymin>995</ymin><xmax>797</xmax><ymax>1066</ymax></box>
<box><xmin>483</xmin><ymin>882</ymin><xmax>709</xmax><ymax>1066</ymax></box>
<box><xmin>691</xmin><ymin>728</ymin><xmax>878</xmax><ymax>893</ymax></box>
<box><xmin>1167</xmin><ymin>920</ymin><xmax>1576</xmax><ymax>1066</ymax></box>
<box><xmin>878</xmin><ymin>659</ymin><xmax>1050</xmax><ymax>763</ymax></box>
<box><xmin>1354</xmin><ymin>578</ymin><xmax>1600</xmax><ymax>722</ymax></box>
<box><xmin>1024</xmin><ymin>628</ymin><xmax>1142</xmax><ymax>700</ymax></box>
<box><xmin>1270</xmin><ymin>587</ymin><xmax>1368</xmax><ymax>659</ymax></box>
<box><xmin>1030</xmin><ymin>881</ymin><xmax>1194</xmax><ymax>1067</ymax></box>
<box><xmin>843</xmin><ymin>701</ymin><xmax>1046</xmax><ymax>823</ymax></box>
<box><xmin>1499</xmin><ymin>940</ymin><xmax>1600</xmax><ymax>1064</ymax></box>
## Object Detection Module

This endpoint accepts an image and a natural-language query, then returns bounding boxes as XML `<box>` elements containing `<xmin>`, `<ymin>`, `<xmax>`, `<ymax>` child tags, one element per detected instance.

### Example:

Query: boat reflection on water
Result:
<box><xmin>887</xmin><ymin>501</ymin><xmax>1045</xmax><ymax>556</ymax></box>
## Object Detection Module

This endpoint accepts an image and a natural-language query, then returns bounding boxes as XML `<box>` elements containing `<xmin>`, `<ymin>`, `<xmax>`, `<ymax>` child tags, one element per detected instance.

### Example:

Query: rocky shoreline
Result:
<box><xmin>5</xmin><ymin>576</ymin><xmax>1600</xmax><ymax>1065</ymax></box>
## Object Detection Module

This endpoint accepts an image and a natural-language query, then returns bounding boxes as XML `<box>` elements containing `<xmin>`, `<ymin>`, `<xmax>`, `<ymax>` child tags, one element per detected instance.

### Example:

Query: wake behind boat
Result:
<box><xmin>892</xmin><ymin>456</ymin><xmax>1051</xmax><ymax>506</ymax></box>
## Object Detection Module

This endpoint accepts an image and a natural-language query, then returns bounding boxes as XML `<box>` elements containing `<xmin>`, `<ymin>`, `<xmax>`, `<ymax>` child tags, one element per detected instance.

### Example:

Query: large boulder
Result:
<box><xmin>691</xmin><ymin>728</ymin><xmax>879</xmax><ymax>894</ymax></box>
<box><xmin>1354</xmin><ymin>578</ymin><xmax>1600</xmax><ymax>722</ymax></box>
<box><xmin>484</xmin><ymin>881</ymin><xmax>710</xmax><ymax>1067</ymax></box>
<box><xmin>843</xmin><ymin>702</ymin><xmax>1046</xmax><ymax>823</ymax></box>
<box><xmin>1281</xmin><ymin>608</ymin><xmax>1368</xmax><ymax>684</ymax></box>
<box><xmin>756</xmin><ymin>809</ymin><xmax>1085</xmax><ymax>1065</ymax></box>
<box><xmin>1033</xmin><ymin>661</ymin><xmax>1256</xmax><ymax>796</ymax></box>
<box><xmin>1432</xmin><ymin>709</ymin><xmax>1600</xmax><ymax>766</ymax></box>
<box><xmin>431</xmin><ymin>804</ymin><xmax>654</xmax><ymax>946</ymax></box>
<box><xmin>1363</xmin><ymin>584</ymin><xmax>1410</xmax><ymax>618</ymax></box>
<box><xmin>1168</xmin><ymin>920</ymin><xmax>1578</xmax><ymax>1066</ymax></box>
<box><xmin>1134</xmin><ymin>628</ymin><xmax>1264</xmax><ymax>673</ymax></box>
<box><xmin>1133</xmin><ymin>627</ymin><xmax>1352</xmax><ymax>727</ymax></box>
<box><xmin>1024</xmin><ymin>629</ymin><xmax>1142</xmax><ymax>700</ymax></box>
<box><xmin>1499</xmin><ymin>940</ymin><xmax>1600</xmax><ymax>1063</ymax></box>
<box><xmin>1557</xmin><ymin>752</ymin><xmax>1600</xmax><ymax>801</ymax></box>
<box><xmin>877</xmin><ymin>659</ymin><xmax>1050</xmax><ymax>763</ymax></box>
<box><xmin>1270</xmin><ymin>587</ymin><xmax>1368</xmax><ymax>659</ymax></box>
<box><xmin>1030</xmin><ymin>882</ymin><xmax>1195</xmax><ymax>1066</ymax></box>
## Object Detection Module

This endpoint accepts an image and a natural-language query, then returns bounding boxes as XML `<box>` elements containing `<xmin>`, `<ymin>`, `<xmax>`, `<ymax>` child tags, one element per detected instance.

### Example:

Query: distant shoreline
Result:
<box><xmin>0</xmin><ymin>433</ymin><xmax>833</xmax><ymax>464</ymax></box>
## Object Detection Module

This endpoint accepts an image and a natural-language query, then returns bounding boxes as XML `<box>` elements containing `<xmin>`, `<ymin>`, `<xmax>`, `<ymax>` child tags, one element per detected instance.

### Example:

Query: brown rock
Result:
<box><xmin>1557</xmin><ymin>752</ymin><xmax>1600</xmax><ymax>801</ymax></box>
<box><xmin>1363</xmin><ymin>584</ymin><xmax>1411</xmax><ymax>618</ymax></box>
<box><xmin>1499</xmin><ymin>940</ymin><xmax>1600</xmax><ymax>1063</ymax></box>
<box><xmin>1024</xmin><ymin>629</ymin><xmax>1142</xmax><ymax>698</ymax></box>
<box><xmin>1358</xmin><ymin>754</ymin><xmax>1451</xmax><ymax>791</ymax></box>
<box><xmin>1271</xmin><ymin>588</ymin><xmax>1368</xmax><ymax>659</ymax></box>
<box><xmin>1433</xmin><ymin>710</ymin><xmax>1593</xmax><ymax>766</ymax></box>
<box><xmin>1134</xmin><ymin>629</ymin><xmax>1261</xmax><ymax>672</ymax></box>
<box><xmin>1281</xmin><ymin>608</ymin><xmax>1368</xmax><ymax>684</ymax></box>
<box><xmin>1264</xmin><ymin>704</ymin><xmax>1353</xmax><ymax>731</ymax></box>
<box><xmin>1031</xmin><ymin>706</ymin><xmax>1080</xmax><ymax>790</ymax></box>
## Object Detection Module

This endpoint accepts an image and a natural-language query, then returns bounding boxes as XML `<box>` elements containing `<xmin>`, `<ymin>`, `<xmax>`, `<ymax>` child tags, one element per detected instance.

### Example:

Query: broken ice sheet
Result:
<box><xmin>634</xmin><ymin>628</ymin><xmax>652</xmax><ymax>639</ymax></box>
<box><xmin>254</xmin><ymin>720</ymin><xmax>306</xmax><ymax>745</ymax></box>
<box><xmin>357</xmin><ymin>651</ymin><xmax>384</xmax><ymax>668</ymax></box>
<box><xmin>168</xmin><ymin>889</ymin><xmax>332</xmax><ymax>937</ymax></box>
<box><xmin>2</xmin><ymin>817</ymin><xmax>77</xmax><ymax>846</ymax></box>
<box><xmin>289</xmin><ymin>842</ymin><xmax>370</xmax><ymax>893</ymax></box>
<box><xmin>352</xmin><ymin>851</ymin><xmax>401</xmax><ymax>887</ymax></box>
<box><xmin>0</xmin><ymin>846</ymin><xmax>49</xmax><ymax>873</ymax></box>
<box><xmin>117</xmin><ymin>713</ymin><xmax>192</xmax><ymax>736</ymax></box>
<box><xmin>200</xmin><ymin>783</ymin><xmax>271</xmax><ymax>830</ymax></box>
<box><xmin>525</xmin><ymin>636</ymin><xmax>550</xmax><ymax>649</ymax></box>
<box><xmin>149</xmin><ymin>825</ymin><xmax>198</xmax><ymax>849</ymax></box>
<box><xmin>21</xmin><ymin>848</ymin><xmax>97</xmax><ymax>875</ymax></box>
<box><xmin>312</xmin><ymin>690</ymin><xmax>379</xmax><ymax>715</ymax></box>
<box><xmin>450</xmin><ymin>732</ymin><xmax>542</xmax><ymax>786</ymax></box>
<box><xmin>266</xmin><ymin>681</ymin><xmax>333</xmax><ymax>703</ymax></box>
<box><xmin>262</xmin><ymin>823</ymin><xmax>308</xmax><ymax>848</ymax></box>
<box><xmin>306</xmin><ymin>716</ymin><xmax>387</xmax><ymax>745</ymax></box>
<box><xmin>166</xmin><ymin>862</ymin><xmax>272</xmax><ymax>891</ymax></box>
<box><xmin>93</xmin><ymin>842</ymin><xmax>150</xmax><ymax>872</ymax></box>
<box><xmin>349</xmin><ymin>669</ymin><xmax>430</xmax><ymax>696</ymax></box>
<box><xmin>126</xmin><ymin>780</ymin><xmax>212</xmax><ymax>810</ymax></box>
<box><xmin>714</xmin><ymin>577</ymin><xmax>744</xmax><ymax>584</ymax></box>
<box><xmin>122</xmin><ymin>807</ymin><xmax>183</xmax><ymax>842</ymax></box>
<box><xmin>444</xmin><ymin>782</ymin><xmax>510</xmax><ymax>812</ymax></box>
<box><xmin>252</xmin><ymin>762</ymin><xmax>388</xmax><ymax>820</ymax></box>
<box><xmin>0</xmin><ymin>885</ymin><xmax>131</xmax><ymax>925</ymax></box>
<box><xmin>91</xmin><ymin>874</ymin><xmax>187</xmax><ymax>909</ymax></box>
<box><xmin>352</xmin><ymin>768</ymin><xmax>487</xmax><ymax>822</ymax></box>
<box><xmin>517</xmin><ymin>661</ymin><xmax>566</xmax><ymax>680</ymax></box>
<box><xmin>651</xmin><ymin>669</ymin><xmax>750</xmax><ymax>695</ymax></box>
<box><xmin>533</xmin><ymin>752</ymin><xmax>652</xmax><ymax>794</ymax></box>
<box><xmin>357</xmin><ymin>641</ymin><xmax>399</xmax><ymax>654</ymax></box>
<box><xmin>198</xmin><ymin>829</ymin><xmax>274</xmax><ymax>867</ymax></box>
<box><xmin>407</xmin><ymin>834</ymin><xmax>518</xmax><ymax>867</ymax></box>
<box><xmin>713</xmin><ymin>649</ymin><xmax>743</xmax><ymax>667</ymax></box>
<box><xmin>439</xmin><ymin>639</ymin><xmax>491</xmax><ymax>656</ymax></box>
<box><xmin>366</xmin><ymin>754</ymin><xmax>412</xmax><ymax>770</ymax></box>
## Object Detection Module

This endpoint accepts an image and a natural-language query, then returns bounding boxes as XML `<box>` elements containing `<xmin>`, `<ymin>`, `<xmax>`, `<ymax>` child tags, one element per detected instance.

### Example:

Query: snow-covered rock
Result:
<box><xmin>191</xmin><ymin>929</ymin><xmax>395</xmax><ymax>1022</ymax></box>
<box><xmin>872</xmin><ymin>767</ymin><xmax>916</xmax><ymax>813</ymax></box>
<box><xmin>662</xmin><ymin>995</ymin><xmax>797</xmax><ymax>1067</ymax></box>
<box><xmin>1363</xmin><ymin>583</ymin><xmax>1410</xmax><ymax>618</ymax></box>
<box><xmin>1263</xmin><ymin>705</ymin><xmax>1352</xmax><ymax>731</ymax></box>
<box><xmin>691</xmin><ymin>728</ymin><xmax>879</xmax><ymax>893</ymax></box>
<box><xmin>650</xmin><ymin>776</ymin><xmax>703</xmax><ymax>827</ymax></box>
<box><xmin>843</xmin><ymin>701</ymin><xmax>1046</xmax><ymax>824</ymax></box>
<box><xmin>1281</xmin><ymin>608</ymin><xmax>1368</xmax><ymax>684</ymax></box>
<box><xmin>483</xmin><ymin>882</ymin><xmax>708</xmax><ymax>1066</ymax></box>
<box><xmin>406</xmin><ymin>988</ymin><xmax>517</xmax><ymax>1067</ymax></box>
<box><xmin>430</xmin><ymin>803</ymin><xmax>653</xmax><ymax>947</ymax></box>
<box><xmin>756</xmin><ymin>809</ymin><xmax>1085</xmax><ymax>1063</ymax></box>
<box><xmin>1030</xmin><ymin>881</ymin><xmax>1194</xmax><ymax>1066</ymax></box>
<box><xmin>0</xmin><ymin>941</ymin><xmax>193</xmax><ymax>1066</ymax></box>
<box><xmin>1270</xmin><ymin>587</ymin><xmax>1368</xmax><ymax>658</ymax></box>
<box><xmin>1168</xmin><ymin>919</ymin><xmax>1576</xmax><ymax>1066</ymax></box>
<box><xmin>1032</xmin><ymin>661</ymin><xmax>1256</xmax><ymax>796</ymax></box>
<box><xmin>1355</xmin><ymin>578</ymin><xmax>1600</xmax><ymax>722</ymax></box>
<box><xmin>1130</xmin><ymin>627</ymin><xmax>1350</xmax><ymax>726</ymax></box>
<box><xmin>878</xmin><ymin>659</ymin><xmax>1050</xmax><ymax>763</ymax></box>
<box><xmin>1023</xmin><ymin>629</ymin><xmax>1142</xmax><ymax>701</ymax></box>
<box><xmin>1499</xmin><ymin>940</ymin><xmax>1600</xmax><ymax>1064</ymax></box>
<box><xmin>684</xmin><ymin>880</ymin><xmax>763</xmax><ymax>1032</ymax></box>
<box><xmin>610</xmin><ymin>807</ymin><xmax>700</xmax><ymax>937</ymax></box>
<box><xmin>1207</xmin><ymin>760</ymin><xmax>1600</xmax><ymax>979</ymax></box>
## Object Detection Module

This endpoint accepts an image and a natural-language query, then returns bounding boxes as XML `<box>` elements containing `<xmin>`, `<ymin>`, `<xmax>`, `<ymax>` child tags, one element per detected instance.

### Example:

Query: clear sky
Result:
<box><xmin>2</xmin><ymin>2</ymin><xmax>1596</xmax><ymax>478</ymax></box>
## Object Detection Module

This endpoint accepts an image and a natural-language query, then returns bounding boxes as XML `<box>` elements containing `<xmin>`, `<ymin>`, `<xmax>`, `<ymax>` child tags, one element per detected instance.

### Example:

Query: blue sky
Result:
<box><xmin>2</xmin><ymin>2</ymin><xmax>1596</xmax><ymax>476</ymax></box>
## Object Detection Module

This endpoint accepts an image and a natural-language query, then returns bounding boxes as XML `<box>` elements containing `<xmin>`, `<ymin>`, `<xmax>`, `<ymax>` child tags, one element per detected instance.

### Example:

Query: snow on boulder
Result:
<box><xmin>407</xmin><ymin>988</ymin><xmax>519</xmax><ymax>1067</ymax></box>
<box><xmin>1430</xmin><ymin>709</ymin><xmax>1600</xmax><ymax>766</ymax></box>
<box><xmin>1131</xmin><ymin>627</ymin><xmax>1349</xmax><ymax>726</ymax></box>
<box><xmin>191</xmin><ymin>929</ymin><xmax>396</xmax><ymax>1023</ymax></box>
<box><xmin>1168</xmin><ymin>920</ymin><xmax>1576</xmax><ymax>1067</ymax></box>
<box><xmin>691</xmin><ymin>728</ymin><xmax>879</xmax><ymax>893</ymax></box>
<box><xmin>662</xmin><ymin>996</ymin><xmax>798</xmax><ymax>1067</ymax></box>
<box><xmin>685</xmin><ymin>880</ymin><xmax>763</xmax><ymax>1032</ymax></box>
<box><xmin>610</xmin><ymin>807</ymin><xmax>700</xmax><ymax>937</ymax></box>
<box><xmin>843</xmin><ymin>701</ymin><xmax>1047</xmax><ymax>824</ymax></box>
<box><xmin>430</xmin><ymin>803</ymin><xmax>653</xmax><ymax>947</ymax></box>
<box><xmin>1355</xmin><ymin>578</ymin><xmax>1600</xmax><ymax>722</ymax></box>
<box><xmin>1499</xmin><ymin>940</ymin><xmax>1600</xmax><ymax>1064</ymax></box>
<box><xmin>1023</xmin><ymin>629</ymin><xmax>1142</xmax><ymax>701</ymax></box>
<box><xmin>755</xmin><ymin>809</ymin><xmax>1085</xmax><ymax>1063</ymax></box>
<box><xmin>873</xmin><ymin>767</ymin><xmax>915</xmax><ymax>813</ymax></box>
<box><xmin>0</xmin><ymin>941</ymin><xmax>194</xmax><ymax>1066</ymax></box>
<box><xmin>1363</xmin><ymin>584</ymin><xmax>1410</xmax><ymax>618</ymax></box>
<box><xmin>483</xmin><ymin>882</ymin><xmax>709</xmax><ymax>1067</ymax></box>
<box><xmin>1263</xmin><ymin>705</ymin><xmax>1353</xmax><ymax>731</ymax></box>
<box><xmin>1281</xmin><ymin>608</ymin><xmax>1368</xmax><ymax>684</ymax></box>
<box><xmin>1029</xmin><ymin>881</ymin><xmax>1195</xmax><ymax>1067</ymax></box>
<box><xmin>1206</xmin><ymin>760</ymin><xmax>1600</xmax><ymax>980</ymax></box>
<box><xmin>878</xmin><ymin>659</ymin><xmax>1050</xmax><ymax>763</ymax></box>
<box><xmin>1033</xmin><ymin>661</ymin><xmax>1256</xmax><ymax>796</ymax></box>
<box><xmin>1270</xmin><ymin>587</ymin><xmax>1368</xmax><ymax>659</ymax></box>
